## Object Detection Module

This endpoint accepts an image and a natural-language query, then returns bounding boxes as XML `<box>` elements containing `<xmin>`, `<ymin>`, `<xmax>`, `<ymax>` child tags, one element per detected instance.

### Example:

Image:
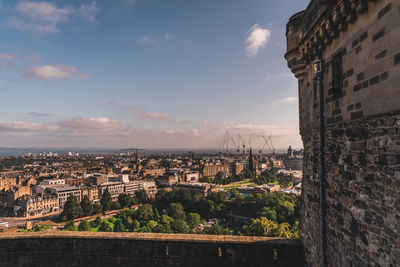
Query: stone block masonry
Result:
<box><xmin>286</xmin><ymin>0</ymin><xmax>400</xmax><ymax>266</ymax></box>
<box><xmin>0</xmin><ymin>232</ymin><xmax>305</xmax><ymax>267</ymax></box>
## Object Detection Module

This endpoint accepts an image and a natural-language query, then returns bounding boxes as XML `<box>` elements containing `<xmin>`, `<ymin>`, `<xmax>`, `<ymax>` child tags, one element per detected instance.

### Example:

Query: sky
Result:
<box><xmin>0</xmin><ymin>0</ymin><xmax>309</xmax><ymax>150</ymax></box>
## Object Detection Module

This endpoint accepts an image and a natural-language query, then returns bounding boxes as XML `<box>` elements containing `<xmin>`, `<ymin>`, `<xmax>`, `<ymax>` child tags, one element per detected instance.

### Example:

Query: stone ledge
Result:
<box><xmin>0</xmin><ymin>231</ymin><xmax>299</xmax><ymax>244</ymax></box>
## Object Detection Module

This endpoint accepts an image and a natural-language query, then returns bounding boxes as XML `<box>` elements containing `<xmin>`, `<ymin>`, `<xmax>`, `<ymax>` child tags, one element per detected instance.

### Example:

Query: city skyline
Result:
<box><xmin>0</xmin><ymin>0</ymin><xmax>309</xmax><ymax>149</ymax></box>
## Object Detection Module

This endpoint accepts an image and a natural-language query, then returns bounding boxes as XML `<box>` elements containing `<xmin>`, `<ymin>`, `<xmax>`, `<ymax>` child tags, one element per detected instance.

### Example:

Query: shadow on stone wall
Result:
<box><xmin>0</xmin><ymin>232</ymin><xmax>304</xmax><ymax>267</ymax></box>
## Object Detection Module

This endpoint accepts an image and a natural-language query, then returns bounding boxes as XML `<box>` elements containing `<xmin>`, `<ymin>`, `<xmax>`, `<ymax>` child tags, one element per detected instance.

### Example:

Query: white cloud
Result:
<box><xmin>245</xmin><ymin>24</ymin><xmax>271</xmax><ymax>58</ymax></box>
<box><xmin>58</xmin><ymin>117</ymin><xmax>129</xmax><ymax>133</ymax></box>
<box><xmin>9</xmin><ymin>1</ymin><xmax>72</xmax><ymax>33</ymax></box>
<box><xmin>0</xmin><ymin>121</ymin><xmax>58</xmax><ymax>132</ymax></box>
<box><xmin>273</xmin><ymin>97</ymin><xmax>298</xmax><ymax>105</ymax></box>
<box><xmin>78</xmin><ymin>2</ymin><xmax>99</xmax><ymax>23</ymax></box>
<box><xmin>8</xmin><ymin>1</ymin><xmax>98</xmax><ymax>34</ymax></box>
<box><xmin>139</xmin><ymin>33</ymin><xmax>173</xmax><ymax>45</ymax></box>
<box><xmin>24</xmin><ymin>64</ymin><xmax>89</xmax><ymax>79</ymax></box>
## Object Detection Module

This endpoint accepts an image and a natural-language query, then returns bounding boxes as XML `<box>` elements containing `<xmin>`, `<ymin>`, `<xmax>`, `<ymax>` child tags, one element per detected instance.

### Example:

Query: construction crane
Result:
<box><xmin>262</xmin><ymin>136</ymin><xmax>275</xmax><ymax>156</ymax></box>
<box><xmin>231</xmin><ymin>135</ymin><xmax>241</xmax><ymax>153</ymax></box>
<box><xmin>219</xmin><ymin>130</ymin><xmax>230</xmax><ymax>155</ymax></box>
<box><xmin>238</xmin><ymin>134</ymin><xmax>246</xmax><ymax>156</ymax></box>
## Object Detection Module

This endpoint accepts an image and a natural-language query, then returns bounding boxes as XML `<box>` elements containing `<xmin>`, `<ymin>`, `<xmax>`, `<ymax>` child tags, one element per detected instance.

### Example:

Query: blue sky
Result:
<box><xmin>0</xmin><ymin>0</ymin><xmax>308</xmax><ymax>149</ymax></box>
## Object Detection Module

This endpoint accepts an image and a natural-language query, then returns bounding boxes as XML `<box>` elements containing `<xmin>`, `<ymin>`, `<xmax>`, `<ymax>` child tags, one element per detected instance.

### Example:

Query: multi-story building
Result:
<box><xmin>124</xmin><ymin>180</ymin><xmax>144</xmax><ymax>195</ymax></box>
<box><xmin>39</xmin><ymin>179</ymin><xmax>65</xmax><ymax>185</ymax></box>
<box><xmin>45</xmin><ymin>185</ymin><xmax>81</xmax><ymax>207</ymax></box>
<box><xmin>64</xmin><ymin>176</ymin><xmax>88</xmax><ymax>186</ymax></box>
<box><xmin>182</xmin><ymin>172</ymin><xmax>199</xmax><ymax>183</ymax></box>
<box><xmin>15</xmin><ymin>194</ymin><xmax>58</xmax><ymax>218</ymax></box>
<box><xmin>156</xmin><ymin>173</ymin><xmax>179</xmax><ymax>187</ymax></box>
<box><xmin>201</xmin><ymin>162</ymin><xmax>227</xmax><ymax>178</ymax></box>
<box><xmin>107</xmin><ymin>174</ymin><xmax>129</xmax><ymax>183</ymax></box>
<box><xmin>98</xmin><ymin>182</ymin><xmax>125</xmax><ymax>200</ymax></box>
<box><xmin>0</xmin><ymin>186</ymin><xmax>32</xmax><ymax>208</ymax></box>
<box><xmin>88</xmin><ymin>174</ymin><xmax>108</xmax><ymax>185</ymax></box>
<box><xmin>143</xmin><ymin>179</ymin><xmax>158</xmax><ymax>199</ymax></box>
<box><xmin>80</xmin><ymin>185</ymin><xmax>99</xmax><ymax>203</ymax></box>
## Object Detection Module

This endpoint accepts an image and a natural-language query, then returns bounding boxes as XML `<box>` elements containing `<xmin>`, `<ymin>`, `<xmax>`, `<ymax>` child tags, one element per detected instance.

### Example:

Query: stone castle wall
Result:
<box><xmin>286</xmin><ymin>0</ymin><xmax>400</xmax><ymax>266</ymax></box>
<box><xmin>0</xmin><ymin>232</ymin><xmax>304</xmax><ymax>267</ymax></box>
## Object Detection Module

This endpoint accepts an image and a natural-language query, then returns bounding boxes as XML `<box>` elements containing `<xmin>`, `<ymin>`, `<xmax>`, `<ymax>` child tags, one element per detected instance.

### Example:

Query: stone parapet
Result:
<box><xmin>0</xmin><ymin>232</ymin><xmax>305</xmax><ymax>267</ymax></box>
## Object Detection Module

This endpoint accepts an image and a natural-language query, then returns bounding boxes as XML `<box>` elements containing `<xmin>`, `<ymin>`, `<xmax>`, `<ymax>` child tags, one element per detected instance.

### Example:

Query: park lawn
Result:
<box><xmin>223</xmin><ymin>179</ymin><xmax>258</xmax><ymax>190</ymax></box>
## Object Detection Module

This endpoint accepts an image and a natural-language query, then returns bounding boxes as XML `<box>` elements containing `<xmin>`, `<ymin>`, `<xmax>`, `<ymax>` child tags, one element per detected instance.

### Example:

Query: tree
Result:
<box><xmin>133</xmin><ymin>220</ymin><xmax>141</xmax><ymax>231</ymax></box>
<box><xmin>258</xmin><ymin>207</ymin><xmax>277</xmax><ymax>221</ymax></box>
<box><xmin>100</xmin><ymin>189</ymin><xmax>112</xmax><ymax>211</ymax></box>
<box><xmin>81</xmin><ymin>195</ymin><xmax>93</xmax><ymax>216</ymax></box>
<box><xmin>98</xmin><ymin>221</ymin><xmax>112</xmax><ymax>232</ymax></box>
<box><xmin>186</xmin><ymin>213</ymin><xmax>201</xmax><ymax>229</ymax></box>
<box><xmin>64</xmin><ymin>221</ymin><xmax>75</xmax><ymax>231</ymax></box>
<box><xmin>168</xmin><ymin>203</ymin><xmax>185</xmax><ymax>219</ymax></box>
<box><xmin>136</xmin><ymin>204</ymin><xmax>154</xmax><ymax>221</ymax></box>
<box><xmin>243</xmin><ymin>217</ymin><xmax>294</xmax><ymax>238</ymax></box>
<box><xmin>170</xmin><ymin>219</ymin><xmax>190</xmax><ymax>233</ymax></box>
<box><xmin>60</xmin><ymin>195</ymin><xmax>83</xmax><ymax>221</ymax></box>
<box><xmin>118</xmin><ymin>193</ymin><xmax>134</xmax><ymax>208</ymax></box>
<box><xmin>111</xmin><ymin>201</ymin><xmax>121</xmax><ymax>210</ymax></box>
<box><xmin>200</xmin><ymin>224</ymin><xmax>232</xmax><ymax>235</ymax></box>
<box><xmin>199</xmin><ymin>176</ymin><xmax>212</xmax><ymax>183</ymax></box>
<box><xmin>78</xmin><ymin>221</ymin><xmax>90</xmax><ymax>231</ymax></box>
<box><xmin>92</xmin><ymin>216</ymin><xmax>102</xmax><ymax>227</ymax></box>
<box><xmin>113</xmin><ymin>220</ymin><xmax>126</xmax><ymax>232</ymax></box>
<box><xmin>92</xmin><ymin>203</ymin><xmax>102</xmax><ymax>215</ymax></box>
<box><xmin>135</xmin><ymin>189</ymin><xmax>149</xmax><ymax>204</ymax></box>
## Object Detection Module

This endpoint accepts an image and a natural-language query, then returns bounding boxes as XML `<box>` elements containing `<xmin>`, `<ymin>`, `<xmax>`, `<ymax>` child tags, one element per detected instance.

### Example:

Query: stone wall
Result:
<box><xmin>0</xmin><ymin>232</ymin><xmax>305</xmax><ymax>267</ymax></box>
<box><xmin>286</xmin><ymin>0</ymin><xmax>400</xmax><ymax>266</ymax></box>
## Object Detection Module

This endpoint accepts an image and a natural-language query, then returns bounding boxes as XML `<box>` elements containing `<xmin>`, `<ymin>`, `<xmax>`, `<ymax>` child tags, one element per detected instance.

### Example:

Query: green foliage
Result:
<box><xmin>64</xmin><ymin>221</ymin><xmax>75</xmax><ymax>231</ymax></box>
<box><xmin>200</xmin><ymin>224</ymin><xmax>232</xmax><ymax>235</ymax></box>
<box><xmin>92</xmin><ymin>203</ymin><xmax>102</xmax><ymax>214</ymax></box>
<box><xmin>243</xmin><ymin>217</ymin><xmax>295</xmax><ymax>238</ymax></box>
<box><xmin>78</xmin><ymin>221</ymin><xmax>90</xmax><ymax>231</ymax></box>
<box><xmin>100</xmin><ymin>189</ymin><xmax>113</xmax><ymax>211</ymax></box>
<box><xmin>168</xmin><ymin>203</ymin><xmax>185</xmax><ymax>219</ymax></box>
<box><xmin>118</xmin><ymin>193</ymin><xmax>135</xmax><ymax>207</ymax></box>
<box><xmin>241</xmin><ymin>168</ymin><xmax>253</xmax><ymax>179</ymax></box>
<box><xmin>111</xmin><ymin>201</ymin><xmax>121</xmax><ymax>210</ymax></box>
<box><xmin>113</xmin><ymin>220</ymin><xmax>127</xmax><ymax>232</ymax></box>
<box><xmin>186</xmin><ymin>213</ymin><xmax>201</xmax><ymax>229</ymax></box>
<box><xmin>136</xmin><ymin>204</ymin><xmax>154</xmax><ymax>221</ymax></box>
<box><xmin>135</xmin><ymin>189</ymin><xmax>149</xmax><ymax>204</ymax></box>
<box><xmin>170</xmin><ymin>219</ymin><xmax>190</xmax><ymax>233</ymax></box>
<box><xmin>81</xmin><ymin>195</ymin><xmax>93</xmax><ymax>216</ymax></box>
<box><xmin>59</xmin><ymin>195</ymin><xmax>83</xmax><ymax>221</ymax></box>
<box><xmin>98</xmin><ymin>221</ymin><xmax>112</xmax><ymax>232</ymax></box>
<box><xmin>133</xmin><ymin>220</ymin><xmax>140</xmax><ymax>231</ymax></box>
<box><xmin>255</xmin><ymin>169</ymin><xmax>295</xmax><ymax>188</ymax></box>
<box><xmin>198</xmin><ymin>176</ymin><xmax>212</xmax><ymax>183</ymax></box>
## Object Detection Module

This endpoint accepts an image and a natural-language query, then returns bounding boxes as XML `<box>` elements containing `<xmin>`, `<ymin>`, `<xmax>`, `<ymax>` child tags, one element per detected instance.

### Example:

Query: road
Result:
<box><xmin>0</xmin><ymin>212</ymin><xmax>61</xmax><ymax>228</ymax></box>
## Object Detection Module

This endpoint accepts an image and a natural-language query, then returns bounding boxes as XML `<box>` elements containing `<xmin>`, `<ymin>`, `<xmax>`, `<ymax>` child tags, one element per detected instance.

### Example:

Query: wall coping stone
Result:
<box><xmin>0</xmin><ymin>231</ymin><xmax>300</xmax><ymax>245</ymax></box>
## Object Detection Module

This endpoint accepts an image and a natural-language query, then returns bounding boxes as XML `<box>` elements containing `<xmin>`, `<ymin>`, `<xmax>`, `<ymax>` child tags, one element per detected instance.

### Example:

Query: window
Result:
<box><xmin>331</xmin><ymin>51</ymin><xmax>343</xmax><ymax>98</ymax></box>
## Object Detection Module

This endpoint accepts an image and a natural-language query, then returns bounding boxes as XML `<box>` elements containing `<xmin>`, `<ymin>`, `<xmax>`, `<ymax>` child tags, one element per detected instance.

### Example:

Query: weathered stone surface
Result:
<box><xmin>285</xmin><ymin>0</ymin><xmax>400</xmax><ymax>266</ymax></box>
<box><xmin>0</xmin><ymin>232</ymin><xmax>305</xmax><ymax>267</ymax></box>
